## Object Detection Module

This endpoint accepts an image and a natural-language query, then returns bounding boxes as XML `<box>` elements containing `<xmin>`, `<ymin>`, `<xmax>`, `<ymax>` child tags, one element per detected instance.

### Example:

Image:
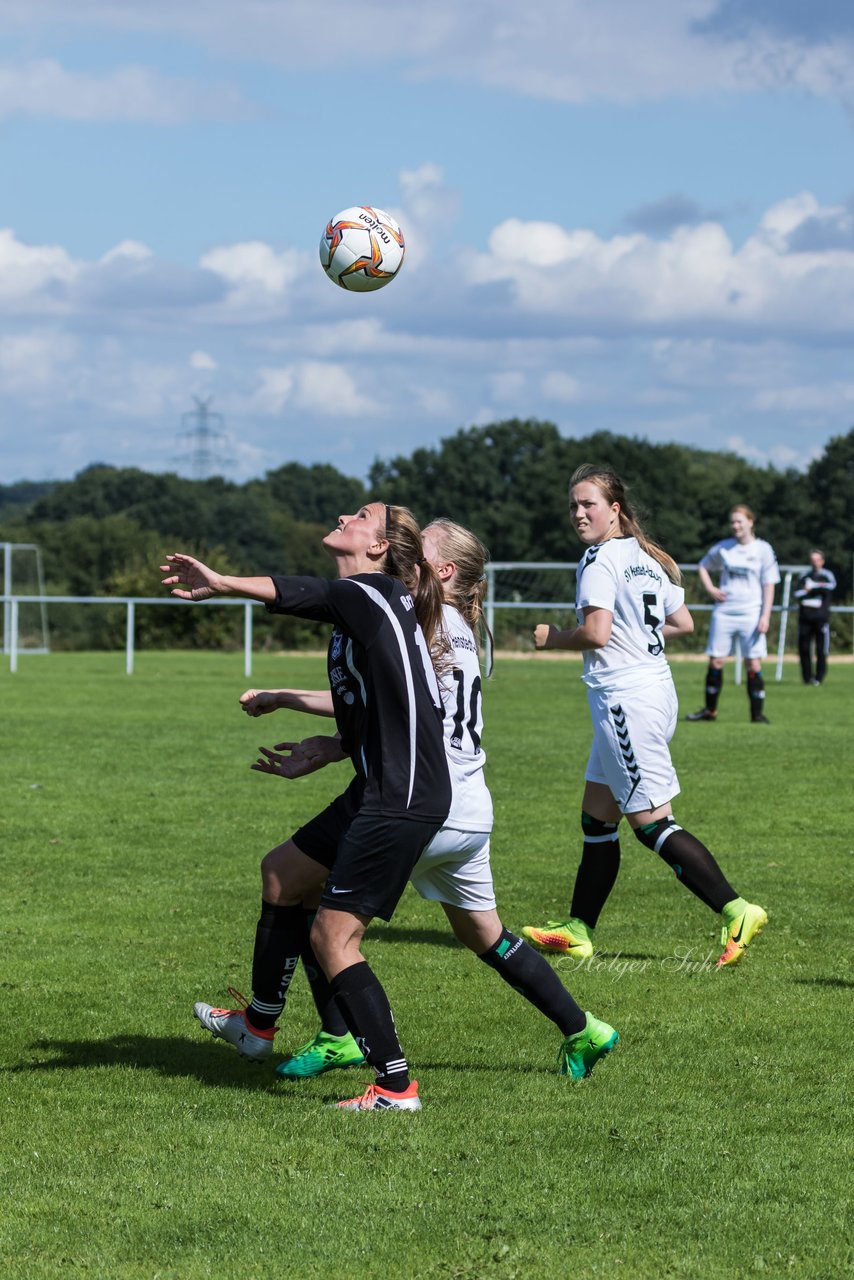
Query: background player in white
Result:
<box><xmin>522</xmin><ymin>466</ymin><xmax>768</xmax><ymax>969</ymax></box>
<box><xmin>794</xmin><ymin>549</ymin><xmax>836</xmax><ymax>686</ymax></box>
<box><xmin>249</xmin><ymin>517</ymin><xmax>619</xmax><ymax>1083</ymax></box>
<box><xmin>686</xmin><ymin>505</ymin><xmax>780</xmax><ymax>724</ymax></box>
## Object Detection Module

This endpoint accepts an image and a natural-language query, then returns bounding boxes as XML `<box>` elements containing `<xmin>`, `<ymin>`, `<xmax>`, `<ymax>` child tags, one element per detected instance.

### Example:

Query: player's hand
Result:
<box><xmin>252</xmin><ymin>742</ymin><xmax>323</xmax><ymax>779</ymax></box>
<box><xmin>251</xmin><ymin>735</ymin><xmax>344</xmax><ymax>779</ymax></box>
<box><xmin>710</xmin><ymin>587</ymin><xmax>727</xmax><ymax>604</ymax></box>
<box><xmin>757</xmin><ymin>616</ymin><xmax>770</xmax><ymax>635</ymax></box>
<box><xmin>240</xmin><ymin>689</ymin><xmax>280</xmax><ymax>716</ymax></box>
<box><xmin>160</xmin><ymin>553</ymin><xmax>222</xmax><ymax>601</ymax></box>
<box><xmin>533</xmin><ymin>623</ymin><xmax>559</xmax><ymax>650</ymax></box>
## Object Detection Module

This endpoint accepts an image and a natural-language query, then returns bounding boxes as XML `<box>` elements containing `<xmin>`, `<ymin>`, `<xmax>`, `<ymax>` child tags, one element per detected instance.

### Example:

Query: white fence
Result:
<box><xmin>2</xmin><ymin>562</ymin><xmax>851</xmax><ymax>679</ymax></box>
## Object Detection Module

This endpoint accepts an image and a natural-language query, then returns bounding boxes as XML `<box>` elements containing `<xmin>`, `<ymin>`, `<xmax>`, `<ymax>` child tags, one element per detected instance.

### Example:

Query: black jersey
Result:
<box><xmin>794</xmin><ymin>568</ymin><xmax>835</xmax><ymax>624</ymax></box>
<box><xmin>267</xmin><ymin>572</ymin><xmax>451</xmax><ymax>823</ymax></box>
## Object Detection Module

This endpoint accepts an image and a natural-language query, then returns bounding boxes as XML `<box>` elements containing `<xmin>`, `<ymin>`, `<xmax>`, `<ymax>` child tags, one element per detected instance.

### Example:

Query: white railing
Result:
<box><xmin>2</xmin><ymin>567</ymin><xmax>850</xmax><ymax>679</ymax></box>
<box><xmin>484</xmin><ymin>562</ymin><xmax>847</xmax><ymax>683</ymax></box>
<box><xmin>1</xmin><ymin>595</ymin><xmax>260</xmax><ymax>676</ymax></box>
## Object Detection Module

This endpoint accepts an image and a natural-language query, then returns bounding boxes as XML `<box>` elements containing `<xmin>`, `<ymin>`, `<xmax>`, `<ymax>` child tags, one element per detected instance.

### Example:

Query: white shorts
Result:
<box><xmin>409</xmin><ymin>827</ymin><xmax>496</xmax><ymax>911</ymax></box>
<box><xmin>584</xmin><ymin>680</ymin><xmax>680</xmax><ymax>814</ymax></box>
<box><xmin>706</xmin><ymin>610</ymin><xmax>767</xmax><ymax>660</ymax></box>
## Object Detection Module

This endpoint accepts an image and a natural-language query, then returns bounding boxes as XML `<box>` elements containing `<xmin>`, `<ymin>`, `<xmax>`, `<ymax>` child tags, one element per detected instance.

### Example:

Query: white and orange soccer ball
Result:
<box><xmin>319</xmin><ymin>206</ymin><xmax>405</xmax><ymax>292</ymax></box>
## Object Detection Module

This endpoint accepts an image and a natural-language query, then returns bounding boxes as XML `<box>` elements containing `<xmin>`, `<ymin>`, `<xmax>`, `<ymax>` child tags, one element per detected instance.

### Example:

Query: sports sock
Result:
<box><xmin>329</xmin><ymin>961</ymin><xmax>410</xmax><ymax>1092</ymax></box>
<box><xmin>300</xmin><ymin>907</ymin><xmax>349</xmax><ymax>1037</ymax></box>
<box><xmin>634</xmin><ymin>819</ymin><xmax>737</xmax><ymax>913</ymax></box>
<box><xmin>704</xmin><ymin>664</ymin><xmax>723</xmax><ymax>712</ymax></box>
<box><xmin>747</xmin><ymin>669</ymin><xmax>766</xmax><ymax>720</ymax></box>
<box><xmin>246</xmin><ymin>901</ymin><xmax>306</xmax><ymax>1030</ymax></box>
<box><xmin>479</xmin><ymin>929</ymin><xmax>586</xmax><ymax>1036</ymax></box>
<box><xmin>570</xmin><ymin>811</ymin><xmax>621</xmax><ymax>928</ymax></box>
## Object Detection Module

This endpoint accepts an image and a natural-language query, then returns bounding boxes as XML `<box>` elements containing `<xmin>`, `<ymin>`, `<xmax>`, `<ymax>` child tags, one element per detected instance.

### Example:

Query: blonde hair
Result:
<box><xmin>380</xmin><ymin>503</ymin><xmax>448</xmax><ymax>663</ymax></box>
<box><xmin>569</xmin><ymin>464</ymin><xmax>681</xmax><ymax>585</ymax></box>
<box><xmin>730</xmin><ymin>504</ymin><xmax>755</xmax><ymax>525</ymax></box>
<box><xmin>423</xmin><ymin>518</ymin><xmax>494</xmax><ymax>673</ymax></box>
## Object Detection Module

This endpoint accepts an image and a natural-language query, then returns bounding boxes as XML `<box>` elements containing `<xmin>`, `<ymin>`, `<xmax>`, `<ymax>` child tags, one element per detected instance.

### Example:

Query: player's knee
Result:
<box><xmin>581</xmin><ymin>810</ymin><xmax>620</xmax><ymax>841</ymax></box>
<box><xmin>634</xmin><ymin>816</ymin><xmax>681</xmax><ymax>853</ymax></box>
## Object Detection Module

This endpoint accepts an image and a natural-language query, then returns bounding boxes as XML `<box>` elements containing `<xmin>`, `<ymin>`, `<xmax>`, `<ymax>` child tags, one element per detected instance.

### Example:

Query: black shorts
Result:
<box><xmin>320</xmin><ymin>813</ymin><xmax>445</xmax><ymax>922</ymax></box>
<box><xmin>291</xmin><ymin>778</ymin><xmax>364</xmax><ymax>871</ymax></box>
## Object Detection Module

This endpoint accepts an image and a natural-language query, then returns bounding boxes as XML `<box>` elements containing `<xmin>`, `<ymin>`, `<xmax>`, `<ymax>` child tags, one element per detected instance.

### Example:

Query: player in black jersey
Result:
<box><xmin>794</xmin><ymin>550</ymin><xmax>835</xmax><ymax>685</ymax></box>
<box><xmin>161</xmin><ymin>502</ymin><xmax>451</xmax><ymax>1111</ymax></box>
<box><xmin>248</xmin><ymin>518</ymin><xmax>619</xmax><ymax>1085</ymax></box>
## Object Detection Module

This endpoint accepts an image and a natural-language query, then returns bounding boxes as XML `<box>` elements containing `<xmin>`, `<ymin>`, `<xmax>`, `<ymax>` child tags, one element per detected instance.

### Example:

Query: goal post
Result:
<box><xmin>2</xmin><ymin>543</ymin><xmax>49</xmax><ymax>656</ymax></box>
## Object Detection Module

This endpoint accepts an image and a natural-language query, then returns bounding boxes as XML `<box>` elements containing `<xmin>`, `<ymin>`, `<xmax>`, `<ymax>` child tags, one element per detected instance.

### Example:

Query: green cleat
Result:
<box><xmin>717</xmin><ymin>900</ymin><xmax>768</xmax><ymax>968</ymax></box>
<box><xmin>275</xmin><ymin>1029</ymin><xmax>365</xmax><ymax>1079</ymax></box>
<box><xmin>558</xmin><ymin>1013</ymin><xmax>619</xmax><ymax>1080</ymax></box>
<box><xmin>521</xmin><ymin>917</ymin><xmax>594</xmax><ymax>959</ymax></box>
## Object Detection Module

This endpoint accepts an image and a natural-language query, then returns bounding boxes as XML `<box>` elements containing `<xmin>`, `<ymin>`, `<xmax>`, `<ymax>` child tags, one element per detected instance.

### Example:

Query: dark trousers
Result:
<box><xmin>798</xmin><ymin>617</ymin><xmax>830</xmax><ymax>684</ymax></box>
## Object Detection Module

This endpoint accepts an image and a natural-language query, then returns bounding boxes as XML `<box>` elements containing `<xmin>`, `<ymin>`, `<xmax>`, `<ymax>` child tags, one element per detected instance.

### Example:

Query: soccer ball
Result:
<box><xmin>319</xmin><ymin>206</ymin><xmax>405</xmax><ymax>292</ymax></box>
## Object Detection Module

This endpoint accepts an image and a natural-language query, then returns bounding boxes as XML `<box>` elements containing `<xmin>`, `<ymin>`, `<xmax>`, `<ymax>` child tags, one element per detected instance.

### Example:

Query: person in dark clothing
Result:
<box><xmin>161</xmin><ymin>502</ymin><xmax>451</xmax><ymax>1111</ymax></box>
<box><xmin>794</xmin><ymin>550</ymin><xmax>835</xmax><ymax>686</ymax></box>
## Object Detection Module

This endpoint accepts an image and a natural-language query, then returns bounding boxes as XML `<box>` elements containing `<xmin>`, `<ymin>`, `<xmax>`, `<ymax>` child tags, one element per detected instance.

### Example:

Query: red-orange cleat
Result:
<box><xmin>335</xmin><ymin>1080</ymin><xmax>422</xmax><ymax>1111</ymax></box>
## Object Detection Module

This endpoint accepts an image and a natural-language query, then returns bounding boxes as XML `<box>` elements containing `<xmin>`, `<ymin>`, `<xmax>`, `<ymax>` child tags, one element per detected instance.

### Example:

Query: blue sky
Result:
<box><xmin>1</xmin><ymin>0</ymin><xmax>853</xmax><ymax>484</ymax></box>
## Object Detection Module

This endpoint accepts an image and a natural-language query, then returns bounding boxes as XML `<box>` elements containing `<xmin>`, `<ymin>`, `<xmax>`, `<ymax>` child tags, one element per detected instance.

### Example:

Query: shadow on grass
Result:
<box><xmin>5</xmin><ymin>1036</ymin><xmax>556</xmax><ymax>1084</ymax></box>
<box><xmin>792</xmin><ymin>976</ymin><xmax>854</xmax><ymax>990</ymax></box>
<box><xmin>5</xmin><ymin>1035</ymin><xmax>286</xmax><ymax>1091</ymax></box>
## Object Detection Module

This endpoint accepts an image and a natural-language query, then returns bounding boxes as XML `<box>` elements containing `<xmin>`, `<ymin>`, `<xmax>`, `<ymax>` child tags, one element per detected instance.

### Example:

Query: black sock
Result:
<box><xmin>480</xmin><ymin>930</ymin><xmax>586</xmax><ymax>1036</ymax></box>
<box><xmin>300</xmin><ymin>908</ymin><xmax>349</xmax><ymax>1037</ymax></box>
<box><xmin>570</xmin><ymin>811</ymin><xmax>621</xmax><ymax>928</ymax></box>
<box><xmin>329</xmin><ymin>962</ymin><xmax>410</xmax><ymax>1091</ymax></box>
<box><xmin>705</xmin><ymin>664</ymin><xmax>722</xmax><ymax>712</ymax></box>
<box><xmin>246</xmin><ymin>901</ymin><xmax>306</xmax><ymax>1029</ymax></box>
<box><xmin>747</xmin><ymin>669</ymin><xmax>765</xmax><ymax>719</ymax></box>
<box><xmin>634</xmin><ymin>819</ymin><xmax>736</xmax><ymax>913</ymax></box>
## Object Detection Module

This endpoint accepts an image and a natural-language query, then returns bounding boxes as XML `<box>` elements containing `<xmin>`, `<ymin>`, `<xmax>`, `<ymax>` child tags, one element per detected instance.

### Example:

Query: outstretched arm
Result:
<box><xmin>251</xmin><ymin>734</ymin><xmax>347</xmax><ymax>779</ymax></box>
<box><xmin>160</xmin><ymin>553</ymin><xmax>276</xmax><ymax>603</ymax></box>
<box><xmin>240</xmin><ymin>688</ymin><xmax>335</xmax><ymax>718</ymax></box>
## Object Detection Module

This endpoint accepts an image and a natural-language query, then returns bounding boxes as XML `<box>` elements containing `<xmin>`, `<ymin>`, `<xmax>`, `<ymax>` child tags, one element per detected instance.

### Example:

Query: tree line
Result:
<box><xmin>2</xmin><ymin>420</ymin><xmax>851</xmax><ymax>651</ymax></box>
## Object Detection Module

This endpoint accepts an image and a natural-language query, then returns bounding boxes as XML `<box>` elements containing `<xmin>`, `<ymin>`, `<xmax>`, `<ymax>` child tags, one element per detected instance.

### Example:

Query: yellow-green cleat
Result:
<box><xmin>521</xmin><ymin>917</ymin><xmax>594</xmax><ymax>959</ymax></box>
<box><xmin>275</xmin><ymin>1029</ymin><xmax>365</xmax><ymax>1079</ymax></box>
<box><xmin>717</xmin><ymin>901</ymin><xmax>768</xmax><ymax>968</ymax></box>
<box><xmin>558</xmin><ymin>1013</ymin><xmax>619</xmax><ymax>1080</ymax></box>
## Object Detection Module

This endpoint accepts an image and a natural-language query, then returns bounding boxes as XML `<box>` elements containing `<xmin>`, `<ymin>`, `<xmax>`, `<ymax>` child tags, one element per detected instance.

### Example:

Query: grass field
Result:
<box><xmin>1</xmin><ymin>651</ymin><xmax>852</xmax><ymax>1279</ymax></box>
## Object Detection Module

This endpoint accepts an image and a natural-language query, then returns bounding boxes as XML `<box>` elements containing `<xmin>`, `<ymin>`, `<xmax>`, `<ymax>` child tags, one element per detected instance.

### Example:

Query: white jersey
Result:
<box><xmin>700</xmin><ymin>537</ymin><xmax>779</xmax><ymax>614</ymax></box>
<box><xmin>576</xmin><ymin>537</ymin><xmax>685</xmax><ymax>694</ymax></box>
<box><xmin>437</xmin><ymin>603</ymin><xmax>493</xmax><ymax>833</ymax></box>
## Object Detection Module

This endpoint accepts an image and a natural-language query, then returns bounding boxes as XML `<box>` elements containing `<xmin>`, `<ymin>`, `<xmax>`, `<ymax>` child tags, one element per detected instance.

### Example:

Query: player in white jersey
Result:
<box><xmin>686</xmin><ymin>505</ymin><xmax>780</xmax><ymax>724</ymax></box>
<box><xmin>522</xmin><ymin>465</ymin><xmax>768</xmax><ymax>969</ymax></box>
<box><xmin>248</xmin><ymin>518</ymin><xmax>619</xmax><ymax>1085</ymax></box>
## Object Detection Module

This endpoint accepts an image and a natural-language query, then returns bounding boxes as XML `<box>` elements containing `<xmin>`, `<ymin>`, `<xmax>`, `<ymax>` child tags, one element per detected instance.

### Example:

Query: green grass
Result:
<box><xmin>1</xmin><ymin>651</ymin><xmax>852</xmax><ymax>1279</ymax></box>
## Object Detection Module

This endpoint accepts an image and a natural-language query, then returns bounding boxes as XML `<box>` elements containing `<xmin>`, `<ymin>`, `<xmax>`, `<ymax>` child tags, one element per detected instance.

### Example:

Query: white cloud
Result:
<box><xmin>541</xmin><ymin>371</ymin><xmax>582</xmax><ymax>402</ymax></box>
<box><xmin>491</xmin><ymin>370</ymin><xmax>526</xmax><ymax>401</ymax></box>
<box><xmin>0</xmin><ymin>58</ymin><xmax>250</xmax><ymax>123</ymax></box>
<box><xmin>0</xmin><ymin>228</ymin><xmax>79</xmax><ymax>305</ymax></box>
<box><xmin>189</xmin><ymin>350</ymin><xmax>217</xmax><ymax>370</ymax></box>
<box><xmin>465</xmin><ymin>195</ymin><xmax>854</xmax><ymax>334</ymax></box>
<box><xmin>200</xmin><ymin>241</ymin><xmax>306</xmax><ymax>304</ymax></box>
<box><xmin>252</xmin><ymin>362</ymin><xmax>377</xmax><ymax>417</ymax></box>
<box><xmin>752</xmin><ymin>383</ymin><xmax>854</xmax><ymax>413</ymax></box>
<box><xmin>0</xmin><ymin>331</ymin><xmax>77</xmax><ymax>395</ymax></box>
<box><xmin>5</xmin><ymin>1</ymin><xmax>854</xmax><ymax>103</ymax></box>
